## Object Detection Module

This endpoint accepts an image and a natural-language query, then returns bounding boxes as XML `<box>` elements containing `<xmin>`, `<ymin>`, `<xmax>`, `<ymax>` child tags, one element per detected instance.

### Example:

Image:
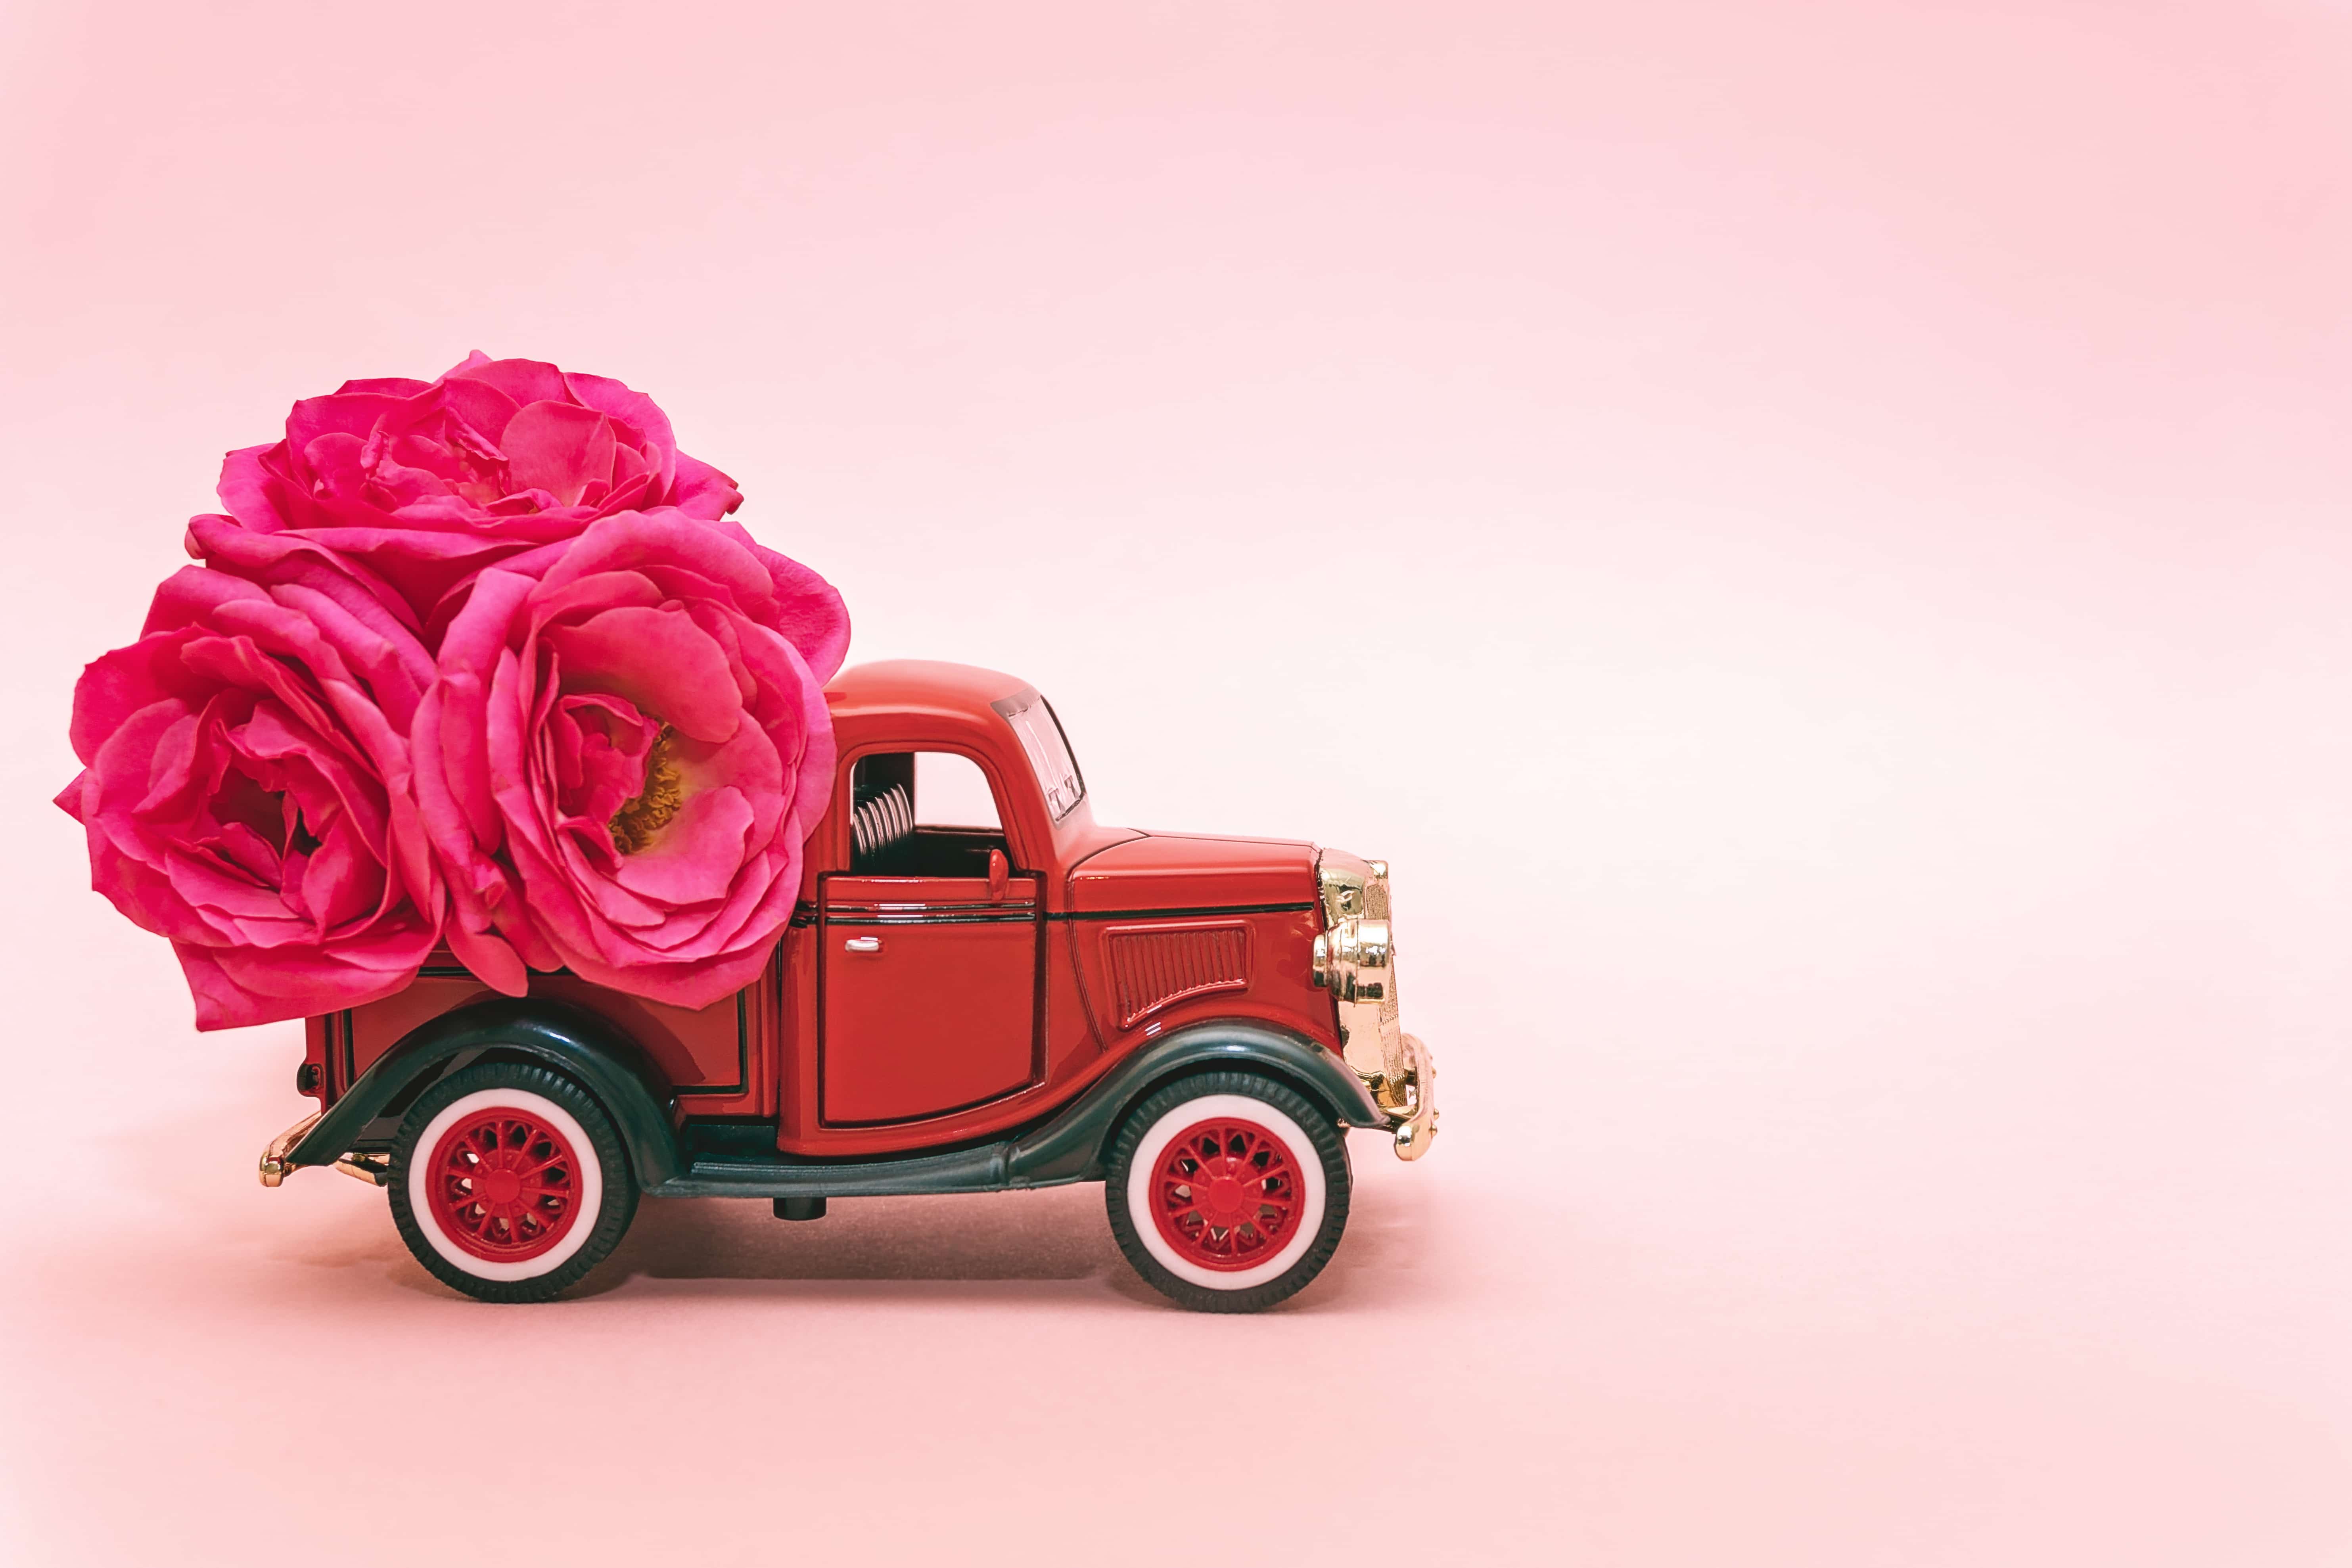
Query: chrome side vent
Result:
<box><xmin>1104</xmin><ymin>920</ymin><xmax>1250</xmax><ymax>1030</ymax></box>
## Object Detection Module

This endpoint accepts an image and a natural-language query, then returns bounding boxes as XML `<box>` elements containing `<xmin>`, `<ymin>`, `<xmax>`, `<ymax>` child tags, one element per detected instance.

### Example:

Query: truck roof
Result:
<box><xmin>822</xmin><ymin>660</ymin><xmax>1033</xmax><ymax>723</ymax></box>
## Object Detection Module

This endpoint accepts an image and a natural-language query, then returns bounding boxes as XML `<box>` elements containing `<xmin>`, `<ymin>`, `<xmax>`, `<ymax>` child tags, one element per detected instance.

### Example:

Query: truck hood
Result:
<box><xmin>1064</xmin><ymin>832</ymin><xmax>1320</xmax><ymax>916</ymax></box>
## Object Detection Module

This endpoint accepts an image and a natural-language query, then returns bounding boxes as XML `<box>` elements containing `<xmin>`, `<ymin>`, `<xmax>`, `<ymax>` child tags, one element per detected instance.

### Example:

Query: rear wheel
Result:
<box><xmin>387</xmin><ymin>1062</ymin><xmax>637</xmax><ymax>1303</ymax></box>
<box><xmin>1105</xmin><ymin>1072</ymin><xmax>1351</xmax><ymax>1313</ymax></box>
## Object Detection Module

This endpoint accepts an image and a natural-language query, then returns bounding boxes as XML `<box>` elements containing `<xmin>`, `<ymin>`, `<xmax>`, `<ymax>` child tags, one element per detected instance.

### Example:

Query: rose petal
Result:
<box><xmin>500</xmin><ymin>402</ymin><xmax>617</xmax><ymax>508</ymax></box>
<box><xmin>539</xmin><ymin>604</ymin><xmax>743</xmax><ymax>743</ymax></box>
<box><xmin>442</xmin><ymin>356</ymin><xmax>570</xmax><ymax>410</ymax></box>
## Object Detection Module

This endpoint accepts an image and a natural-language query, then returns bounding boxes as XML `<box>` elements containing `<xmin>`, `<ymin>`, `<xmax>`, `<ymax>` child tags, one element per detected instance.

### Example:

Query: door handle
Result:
<box><xmin>843</xmin><ymin>936</ymin><xmax>882</xmax><ymax>955</ymax></box>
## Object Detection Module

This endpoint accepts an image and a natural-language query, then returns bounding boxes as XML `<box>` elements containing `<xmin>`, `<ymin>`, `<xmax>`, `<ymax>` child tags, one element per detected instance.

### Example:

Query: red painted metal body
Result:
<box><xmin>308</xmin><ymin>660</ymin><xmax>1343</xmax><ymax>1159</ymax></box>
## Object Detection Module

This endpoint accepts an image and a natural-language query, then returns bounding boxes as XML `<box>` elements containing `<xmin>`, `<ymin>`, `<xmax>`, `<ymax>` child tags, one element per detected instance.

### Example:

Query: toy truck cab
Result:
<box><xmin>262</xmin><ymin>660</ymin><xmax>1437</xmax><ymax>1312</ymax></box>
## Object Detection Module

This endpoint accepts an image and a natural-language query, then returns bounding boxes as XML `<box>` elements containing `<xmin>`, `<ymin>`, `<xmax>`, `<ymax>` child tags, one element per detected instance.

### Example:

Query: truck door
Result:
<box><xmin>819</xmin><ymin>749</ymin><xmax>1041</xmax><ymax>1124</ymax></box>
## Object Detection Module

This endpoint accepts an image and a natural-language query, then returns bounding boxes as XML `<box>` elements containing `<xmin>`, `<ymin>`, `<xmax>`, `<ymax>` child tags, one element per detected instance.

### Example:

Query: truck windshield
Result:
<box><xmin>992</xmin><ymin>690</ymin><xmax>1085</xmax><ymax>820</ymax></box>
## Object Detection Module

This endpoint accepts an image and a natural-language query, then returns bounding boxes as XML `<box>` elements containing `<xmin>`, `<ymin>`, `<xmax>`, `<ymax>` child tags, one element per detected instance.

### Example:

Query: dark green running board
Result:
<box><xmin>644</xmin><ymin>1022</ymin><xmax>1383</xmax><ymax>1201</ymax></box>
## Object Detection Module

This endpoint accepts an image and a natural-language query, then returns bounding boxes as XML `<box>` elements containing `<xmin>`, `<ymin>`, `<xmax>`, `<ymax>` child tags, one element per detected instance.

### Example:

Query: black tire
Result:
<box><xmin>386</xmin><ymin>1061</ymin><xmax>638</xmax><ymax>1304</ymax></box>
<box><xmin>1104</xmin><ymin>1071</ymin><xmax>1352</xmax><ymax>1313</ymax></box>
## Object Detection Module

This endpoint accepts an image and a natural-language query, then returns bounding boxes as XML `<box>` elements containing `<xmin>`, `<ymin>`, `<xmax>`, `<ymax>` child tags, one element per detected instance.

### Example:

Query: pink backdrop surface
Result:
<box><xmin>4</xmin><ymin>2</ymin><xmax>2350</xmax><ymax>1562</ymax></box>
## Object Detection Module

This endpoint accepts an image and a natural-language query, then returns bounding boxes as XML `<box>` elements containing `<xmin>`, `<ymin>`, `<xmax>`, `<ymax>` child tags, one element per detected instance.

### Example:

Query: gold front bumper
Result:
<box><xmin>1378</xmin><ymin>1032</ymin><xmax>1438</xmax><ymax>1159</ymax></box>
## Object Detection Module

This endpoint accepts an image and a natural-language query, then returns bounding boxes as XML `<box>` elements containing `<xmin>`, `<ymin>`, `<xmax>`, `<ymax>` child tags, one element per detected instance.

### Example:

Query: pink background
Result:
<box><xmin>4</xmin><ymin>2</ymin><xmax>2350</xmax><ymax>1561</ymax></box>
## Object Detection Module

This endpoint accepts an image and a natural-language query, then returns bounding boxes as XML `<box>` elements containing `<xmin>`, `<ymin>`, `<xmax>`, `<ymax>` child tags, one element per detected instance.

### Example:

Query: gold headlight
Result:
<box><xmin>1313</xmin><ymin>917</ymin><xmax>1392</xmax><ymax>1001</ymax></box>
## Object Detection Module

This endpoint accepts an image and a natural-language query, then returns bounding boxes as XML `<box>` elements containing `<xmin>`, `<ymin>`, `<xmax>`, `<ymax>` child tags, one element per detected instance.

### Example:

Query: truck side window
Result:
<box><xmin>851</xmin><ymin>751</ymin><xmax>1011</xmax><ymax>876</ymax></box>
<box><xmin>914</xmin><ymin>751</ymin><xmax>1001</xmax><ymax>832</ymax></box>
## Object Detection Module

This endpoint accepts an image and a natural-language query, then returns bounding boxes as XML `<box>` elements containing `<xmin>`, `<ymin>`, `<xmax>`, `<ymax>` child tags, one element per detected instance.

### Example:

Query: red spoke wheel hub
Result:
<box><xmin>425</xmin><ymin>1108</ymin><xmax>583</xmax><ymax>1263</ymax></box>
<box><xmin>1149</xmin><ymin>1115</ymin><xmax>1302</xmax><ymax>1270</ymax></box>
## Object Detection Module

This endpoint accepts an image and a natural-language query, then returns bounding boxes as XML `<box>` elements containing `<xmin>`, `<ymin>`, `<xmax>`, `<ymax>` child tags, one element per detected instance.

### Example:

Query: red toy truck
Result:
<box><xmin>259</xmin><ymin>661</ymin><xmax>1437</xmax><ymax>1311</ymax></box>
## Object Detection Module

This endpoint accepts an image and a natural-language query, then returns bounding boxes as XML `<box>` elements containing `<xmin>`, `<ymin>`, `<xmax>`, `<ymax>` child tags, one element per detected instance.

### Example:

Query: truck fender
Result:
<box><xmin>1005</xmin><ymin>1022</ymin><xmax>1385</xmax><ymax>1187</ymax></box>
<box><xmin>287</xmin><ymin>998</ymin><xmax>685</xmax><ymax>1188</ymax></box>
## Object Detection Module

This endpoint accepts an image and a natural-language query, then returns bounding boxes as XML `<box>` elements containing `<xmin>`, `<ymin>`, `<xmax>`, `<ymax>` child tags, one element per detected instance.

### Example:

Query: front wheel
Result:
<box><xmin>1105</xmin><ymin>1072</ymin><xmax>1352</xmax><ymax>1313</ymax></box>
<box><xmin>387</xmin><ymin>1062</ymin><xmax>638</xmax><ymax>1303</ymax></box>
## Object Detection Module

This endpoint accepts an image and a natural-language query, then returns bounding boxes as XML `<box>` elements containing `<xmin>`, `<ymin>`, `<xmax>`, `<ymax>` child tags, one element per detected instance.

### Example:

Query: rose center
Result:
<box><xmin>609</xmin><ymin>727</ymin><xmax>684</xmax><ymax>853</ymax></box>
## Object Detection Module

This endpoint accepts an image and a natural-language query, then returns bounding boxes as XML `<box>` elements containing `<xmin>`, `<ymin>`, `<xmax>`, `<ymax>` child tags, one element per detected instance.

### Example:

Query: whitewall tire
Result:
<box><xmin>387</xmin><ymin>1062</ymin><xmax>638</xmax><ymax>1303</ymax></box>
<box><xmin>1104</xmin><ymin>1072</ymin><xmax>1352</xmax><ymax>1313</ymax></box>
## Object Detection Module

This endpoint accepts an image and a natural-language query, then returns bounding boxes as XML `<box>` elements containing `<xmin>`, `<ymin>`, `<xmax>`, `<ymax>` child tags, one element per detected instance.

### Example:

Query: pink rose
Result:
<box><xmin>414</xmin><ymin>509</ymin><xmax>848</xmax><ymax>1008</ymax></box>
<box><xmin>189</xmin><ymin>352</ymin><xmax>744</xmax><ymax>624</ymax></box>
<box><xmin>57</xmin><ymin>556</ymin><xmax>444</xmax><ymax>1029</ymax></box>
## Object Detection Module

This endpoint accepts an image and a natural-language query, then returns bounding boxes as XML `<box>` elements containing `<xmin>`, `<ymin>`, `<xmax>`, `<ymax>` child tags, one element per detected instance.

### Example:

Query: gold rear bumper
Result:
<box><xmin>257</xmin><ymin>1110</ymin><xmax>322</xmax><ymax>1187</ymax></box>
<box><xmin>259</xmin><ymin>1111</ymin><xmax>388</xmax><ymax>1188</ymax></box>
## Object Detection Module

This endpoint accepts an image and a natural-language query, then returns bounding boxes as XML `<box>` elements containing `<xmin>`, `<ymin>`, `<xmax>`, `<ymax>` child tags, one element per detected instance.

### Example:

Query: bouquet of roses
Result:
<box><xmin>56</xmin><ymin>355</ymin><xmax>849</xmax><ymax>1029</ymax></box>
